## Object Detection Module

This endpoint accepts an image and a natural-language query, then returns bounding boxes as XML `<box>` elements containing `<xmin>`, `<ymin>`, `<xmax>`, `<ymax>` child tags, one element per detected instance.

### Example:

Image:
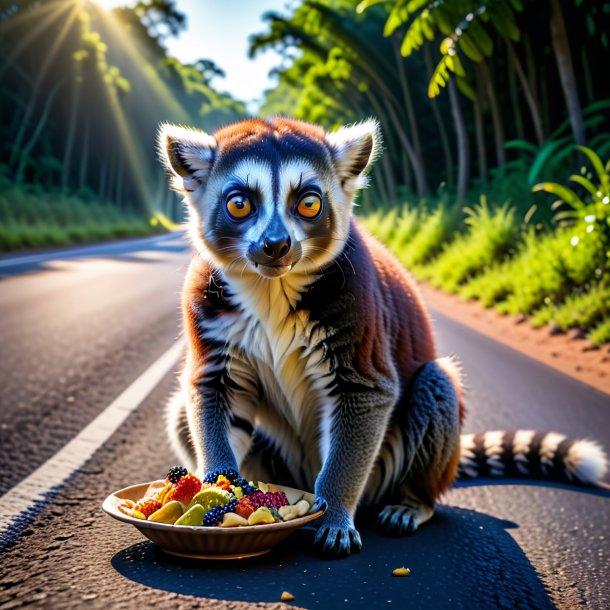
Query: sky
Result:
<box><xmin>100</xmin><ymin>0</ymin><xmax>292</xmax><ymax>112</ymax></box>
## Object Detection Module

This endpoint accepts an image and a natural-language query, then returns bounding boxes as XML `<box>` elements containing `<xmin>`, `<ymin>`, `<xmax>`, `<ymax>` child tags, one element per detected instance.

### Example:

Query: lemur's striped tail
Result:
<box><xmin>458</xmin><ymin>430</ymin><xmax>608</xmax><ymax>486</ymax></box>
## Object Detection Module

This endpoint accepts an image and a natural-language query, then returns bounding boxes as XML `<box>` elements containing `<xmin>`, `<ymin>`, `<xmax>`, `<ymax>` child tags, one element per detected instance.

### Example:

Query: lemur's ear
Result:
<box><xmin>158</xmin><ymin>123</ymin><xmax>217</xmax><ymax>192</ymax></box>
<box><xmin>326</xmin><ymin>119</ymin><xmax>382</xmax><ymax>189</ymax></box>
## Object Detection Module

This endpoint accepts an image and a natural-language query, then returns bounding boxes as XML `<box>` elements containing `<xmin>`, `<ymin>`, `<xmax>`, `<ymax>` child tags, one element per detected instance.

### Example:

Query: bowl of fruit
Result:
<box><xmin>102</xmin><ymin>467</ymin><xmax>325</xmax><ymax>559</ymax></box>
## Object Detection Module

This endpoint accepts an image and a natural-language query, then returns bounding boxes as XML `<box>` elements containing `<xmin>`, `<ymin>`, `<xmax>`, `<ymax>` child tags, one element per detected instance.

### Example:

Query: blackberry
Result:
<box><xmin>166</xmin><ymin>466</ymin><xmax>188</xmax><ymax>484</ymax></box>
<box><xmin>234</xmin><ymin>476</ymin><xmax>249</xmax><ymax>488</ymax></box>
<box><xmin>203</xmin><ymin>468</ymin><xmax>241</xmax><ymax>484</ymax></box>
<box><xmin>203</xmin><ymin>499</ymin><xmax>239</xmax><ymax>526</ymax></box>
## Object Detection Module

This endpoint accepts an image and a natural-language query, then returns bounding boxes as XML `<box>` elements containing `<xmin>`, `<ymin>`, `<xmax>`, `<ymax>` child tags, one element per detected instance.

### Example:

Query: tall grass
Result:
<box><xmin>361</xmin><ymin>199</ymin><xmax>609</xmax><ymax>345</ymax></box>
<box><xmin>0</xmin><ymin>187</ymin><xmax>167</xmax><ymax>251</ymax></box>
<box><xmin>422</xmin><ymin>199</ymin><xmax>518</xmax><ymax>292</ymax></box>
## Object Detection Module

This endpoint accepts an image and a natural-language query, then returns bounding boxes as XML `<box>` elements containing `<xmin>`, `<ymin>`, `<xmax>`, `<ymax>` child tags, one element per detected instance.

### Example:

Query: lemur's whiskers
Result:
<box><xmin>306</xmin><ymin>245</ymin><xmax>347</xmax><ymax>288</ymax></box>
<box><xmin>225</xmin><ymin>255</ymin><xmax>248</xmax><ymax>274</ymax></box>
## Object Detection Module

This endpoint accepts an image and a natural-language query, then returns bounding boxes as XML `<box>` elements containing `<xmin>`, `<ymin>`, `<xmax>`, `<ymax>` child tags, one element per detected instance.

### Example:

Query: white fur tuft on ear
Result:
<box><xmin>326</xmin><ymin>118</ymin><xmax>382</xmax><ymax>190</ymax></box>
<box><xmin>157</xmin><ymin>123</ymin><xmax>217</xmax><ymax>192</ymax></box>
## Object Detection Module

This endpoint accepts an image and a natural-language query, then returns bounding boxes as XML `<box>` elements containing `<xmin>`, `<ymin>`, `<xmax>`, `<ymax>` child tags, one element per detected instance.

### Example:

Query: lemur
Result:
<box><xmin>158</xmin><ymin>117</ymin><xmax>608</xmax><ymax>557</ymax></box>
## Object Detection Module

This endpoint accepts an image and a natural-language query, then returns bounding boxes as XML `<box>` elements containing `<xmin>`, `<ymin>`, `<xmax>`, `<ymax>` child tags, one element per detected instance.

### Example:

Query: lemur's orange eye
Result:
<box><xmin>226</xmin><ymin>194</ymin><xmax>252</xmax><ymax>219</ymax></box>
<box><xmin>296</xmin><ymin>194</ymin><xmax>322</xmax><ymax>219</ymax></box>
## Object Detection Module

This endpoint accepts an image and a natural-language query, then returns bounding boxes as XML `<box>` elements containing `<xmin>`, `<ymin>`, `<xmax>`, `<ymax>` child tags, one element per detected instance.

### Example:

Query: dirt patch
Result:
<box><xmin>418</xmin><ymin>282</ymin><xmax>610</xmax><ymax>397</ymax></box>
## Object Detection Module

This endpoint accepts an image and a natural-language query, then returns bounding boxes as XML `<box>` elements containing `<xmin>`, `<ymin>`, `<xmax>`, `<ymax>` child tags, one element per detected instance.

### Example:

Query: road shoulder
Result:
<box><xmin>418</xmin><ymin>281</ymin><xmax>610</xmax><ymax>397</ymax></box>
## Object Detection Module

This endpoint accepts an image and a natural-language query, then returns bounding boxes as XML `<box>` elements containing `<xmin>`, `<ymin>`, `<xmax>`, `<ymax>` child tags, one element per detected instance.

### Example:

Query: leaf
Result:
<box><xmin>452</xmin><ymin>54</ymin><xmax>466</xmax><ymax>77</ymax></box>
<box><xmin>528</xmin><ymin>137</ymin><xmax>573</xmax><ymax>185</ymax></box>
<box><xmin>533</xmin><ymin>182</ymin><xmax>587</xmax><ymax>210</ymax></box>
<box><xmin>504</xmin><ymin>139</ymin><xmax>538</xmax><ymax>155</ymax></box>
<box><xmin>428</xmin><ymin>55</ymin><xmax>449</xmax><ymax>97</ymax></box>
<box><xmin>456</xmin><ymin>75</ymin><xmax>476</xmax><ymax>100</ymax></box>
<box><xmin>459</xmin><ymin>31</ymin><xmax>484</xmax><ymax>62</ymax></box>
<box><xmin>553</xmin><ymin>210</ymin><xmax>580</xmax><ymax>222</ymax></box>
<box><xmin>583</xmin><ymin>98</ymin><xmax>610</xmax><ymax>115</ymax></box>
<box><xmin>422</xmin><ymin>11</ymin><xmax>435</xmax><ymax>40</ymax></box>
<box><xmin>488</xmin><ymin>2</ymin><xmax>519</xmax><ymax>40</ymax></box>
<box><xmin>384</xmin><ymin>3</ymin><xmax>407</xmax><ymax>37</ymax></box>
<box><xmin>434</xmin><ymin>8</ymin><xmax>454</xmax><ymax>35</ymax></box>
<box><xmin>401</xmin><ymin>15</ymin><xmax>424</xmax><ymax>55</ymax></box>
<box><xmin>356</xmin><ymin>0</ymin><xmax>388</xmax><ymax>14</ymax></box>
<box><xmin>569</xmin><ymin>174</ymin><xmax>598</xmax><ymax>197</ymax></box>
<box><xmin>575</xmin><ymin>145</ymin><xmax>609</xmax><ymax>189</ymax></box>
<box><xmin>469</xmin><ymin>20</ymin><xmax>493</xmax><ymax>56</ymax></box>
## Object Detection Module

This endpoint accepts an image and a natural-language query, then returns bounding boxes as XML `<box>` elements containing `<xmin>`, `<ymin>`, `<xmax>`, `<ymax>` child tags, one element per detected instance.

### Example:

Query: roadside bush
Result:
<box><xmin>398</xmin><ymin>204</ymin><xmax>459</xmax><ymax>269</ymax></box>
<box><xmin>531</xmin><ymin>283</ymin><xmax>610</xmax><ymax>331</ymax></box>
<box><xmin>423</xmin><ymin>199</ymin><xmax>518</xmax><ymax>292</ymax></box>
<box><xmin>387</xmin><ymin>206</ymin><xmax>420</xmax><ymax>251</ymax></box>
<box><xmin>589</xmin><ymin>318</ymin><xmax>610</xmax><ymax>346</ymax></box>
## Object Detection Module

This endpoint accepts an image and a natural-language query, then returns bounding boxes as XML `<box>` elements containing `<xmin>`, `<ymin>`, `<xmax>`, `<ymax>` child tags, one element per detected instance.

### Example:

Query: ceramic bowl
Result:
<box><xmin>103</xmin><ymin>480</ymin><xmax>324</xmax><ymax>559</ymax></box>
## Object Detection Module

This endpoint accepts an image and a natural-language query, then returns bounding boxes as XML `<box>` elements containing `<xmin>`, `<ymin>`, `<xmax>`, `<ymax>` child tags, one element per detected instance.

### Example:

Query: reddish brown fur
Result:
<box><xmin>181</xmin><ymin>255</ymin><xmax>214</xmax><ymax>387</ymax></box>
<box><xmin>212</xmin><ymin>117</ymin><xmax>328</xmax><ymax>153</ymax></box>
<box><xmin>348</xmin><ymin>224</ymin><xmax>464</xmax><ymax>503</ymax></box>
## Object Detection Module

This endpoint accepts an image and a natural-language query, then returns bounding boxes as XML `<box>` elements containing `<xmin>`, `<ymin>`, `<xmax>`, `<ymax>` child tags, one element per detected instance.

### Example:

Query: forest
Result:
<box><xmin>0</xmin><ymin>0</ymin><xmax>246</xmax><ymax>247</ymax></box>
<box><xmin>1</xmin><ymin>0</ymin><xmax>610</xmax><ymax>343</ymax></box>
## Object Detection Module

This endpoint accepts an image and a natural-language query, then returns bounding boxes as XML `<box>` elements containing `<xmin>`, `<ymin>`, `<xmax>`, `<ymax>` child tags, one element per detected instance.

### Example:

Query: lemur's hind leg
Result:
<box><xmin>377</xmin><ymin>358</ymin><xmax>462</xmax><ymax>536</ymax></box>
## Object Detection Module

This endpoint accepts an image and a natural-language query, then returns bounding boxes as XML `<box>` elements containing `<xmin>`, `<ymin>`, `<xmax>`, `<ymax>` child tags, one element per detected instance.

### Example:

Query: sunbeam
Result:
<box><xmin>95</xmin><ymin>7</ymin><xmax>192</xmax><ymax>124</ymax></box>
<box><xmin>101</xmin><ymin>81</ymin><xmax>155</xmax><ymax>212</ymax></box>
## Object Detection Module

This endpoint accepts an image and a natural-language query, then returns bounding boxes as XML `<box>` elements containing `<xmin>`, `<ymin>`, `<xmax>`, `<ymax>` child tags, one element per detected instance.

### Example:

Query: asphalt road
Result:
<box><xmin>0</xmin><ymin>233</ymin><xmax>608</xmax><ymax>610</ymax></box>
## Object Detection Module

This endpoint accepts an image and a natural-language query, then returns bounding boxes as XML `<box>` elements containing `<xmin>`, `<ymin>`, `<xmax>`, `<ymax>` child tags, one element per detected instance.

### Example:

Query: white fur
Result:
<box><xmin>512</xmin><ymin>429</ymin><xmax>535</xmax><ymax>475</ymax></box>
<box><xmin>483</xmin><ymin>430</ymin><xmax>505</xmax><ymax>476</ymax></box>
<box><xmin>325</xmin><ymin>118</ymin><xmax>382</xmax><ymax>186</ymax></box>
<box><xmin>458</xmin><ymin>433</ymin><xmax>479</xmax><ymax>478</ymax></box>
<box><xmin>199</xmin><ymin>264</ymin><xmax>339</xmax><ymax>489</ymax></box>
<box><xmin>158</xmin><ymin>123</ymin><xmax>217</xmax><ymax>191</ymax></box>
<box><xmin>563</xmin><ymin>439</ymin><xmax>608</xmax><ymax>484</ymax></box>
<box><xmin>539</xmin><ymin>431</ymin><xmax>567</xmax><ymax>474</ymax></box>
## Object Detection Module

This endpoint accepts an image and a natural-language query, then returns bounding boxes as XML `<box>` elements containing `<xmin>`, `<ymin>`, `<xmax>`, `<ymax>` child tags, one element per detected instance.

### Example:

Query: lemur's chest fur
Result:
<box><xmin>199</xmin><ymin>270</ymin><xmax>339</xmax><ymax>479</ymax></box>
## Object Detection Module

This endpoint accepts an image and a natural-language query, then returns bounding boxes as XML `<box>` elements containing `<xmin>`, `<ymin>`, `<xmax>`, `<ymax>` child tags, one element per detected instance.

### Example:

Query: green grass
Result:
<box><xmin>361</xmin><ymin>198</ymin><xmax>609</xmax><ymax>345</ymax></box>
<box><xmin>401</xmin><ymin>205</ymin><xmax>459</xmax><ymax>269</ymax></box>
<box><xmin>0</xmin><ymin>187</ymin><xmax>167</xmax><ymax>251</ymax></box>
<box><xmin>531</xmin><ymin>284</ymin><xmax>610</xmax><ymax>331</ymax></box>
<box><xmin>589</xmin><ymin>318</ymin><xmax>610</xmax><ymax>346</ymax></box>
<box><xmin>422</xmin><ymin>199</ymin><xmax>518</xmax><ymax>292</ymax></box>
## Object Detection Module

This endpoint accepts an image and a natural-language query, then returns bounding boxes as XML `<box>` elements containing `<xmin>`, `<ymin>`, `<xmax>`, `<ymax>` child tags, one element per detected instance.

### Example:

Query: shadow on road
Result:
<box><xmin>0</xmin><ymin>233</ymin><xmax>190</xmax><ymax>279</ymax></box>
<box><xmin>111</xmin><ymin>505</ymin><xmax>553</xmax><ymax>609</ymax></box>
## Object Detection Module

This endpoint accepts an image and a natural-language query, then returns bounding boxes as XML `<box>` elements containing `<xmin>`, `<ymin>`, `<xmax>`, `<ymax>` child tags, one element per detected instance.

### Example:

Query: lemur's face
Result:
<box><xmin>159</xmin><ymin>118</ymin><xmax>379</xmax><ymax>279</ymax></box>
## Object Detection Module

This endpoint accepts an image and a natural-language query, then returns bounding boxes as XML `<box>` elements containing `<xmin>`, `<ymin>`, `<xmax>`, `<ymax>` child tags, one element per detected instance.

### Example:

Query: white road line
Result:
<box><xmin>0</xmin><ymin>340</ymin><xmax>183</xmax><ymax>535</ymax></box>
<box><xmin>0</xmin><ymin>231</ymin><xmax>185</xmax><ymax>269</ymax></box>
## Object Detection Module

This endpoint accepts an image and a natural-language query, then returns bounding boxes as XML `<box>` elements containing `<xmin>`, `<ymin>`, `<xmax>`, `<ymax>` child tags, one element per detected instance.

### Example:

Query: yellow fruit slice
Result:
<box><xmin>187</xmin><ymin>488</ymin><xmax>232</xmax><ymax>512</ymax></box>
<box><xmin>247</xmin><ymin>506</ymin><xmax>276</xmax><ymax>525</ymax></box>
<box><xmin>221</xmin><ymin>512</ymin><xmax>249</xmax><ymax>527</ymax></box>
<box><xmin>156</xmin><ymin>482</ymin><xmax>172</xmax><ymax>504</ymax></box>
<box><xmin>148</xmin><ymin>501</ymin><xmax>185</xmax><ymax>524</ymax></box>
<box><xmin>118</xmin><ymin>505</ymin><xmax>146</xmax><ymax>520</ymax></box>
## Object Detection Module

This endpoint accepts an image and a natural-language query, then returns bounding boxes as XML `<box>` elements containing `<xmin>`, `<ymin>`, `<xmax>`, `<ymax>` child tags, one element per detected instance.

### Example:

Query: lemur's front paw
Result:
<box><xmin>310</xmin><ymin>497</ymin><xmax>329</xmax><ymax>515</ymax></box>
<box><xmin>313</xmin><ymin>522</ymin><xmax>362</xmax><ymax>557</ymax></box>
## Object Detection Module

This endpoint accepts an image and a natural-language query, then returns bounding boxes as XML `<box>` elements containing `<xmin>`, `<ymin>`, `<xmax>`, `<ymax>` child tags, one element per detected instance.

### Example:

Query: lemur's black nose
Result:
<box><xmin>263</xmin><ymin>234</ymin><xmax>291</xmax><ymax>260</ymax></box>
